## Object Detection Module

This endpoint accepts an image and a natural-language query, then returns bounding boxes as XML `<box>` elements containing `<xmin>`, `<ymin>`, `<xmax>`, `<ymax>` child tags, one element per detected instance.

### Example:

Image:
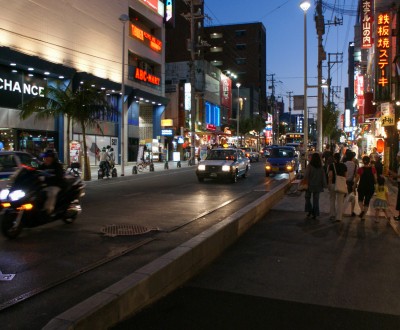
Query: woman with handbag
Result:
<box><xmin>304</xmin><ymin>152</ymin><xmax>327</xmax><ymax>221</ymax></box>
<box><xmin>328</xmin><ymin>153</ymin><xmax>348</xmax><ymax>222</ymax></box>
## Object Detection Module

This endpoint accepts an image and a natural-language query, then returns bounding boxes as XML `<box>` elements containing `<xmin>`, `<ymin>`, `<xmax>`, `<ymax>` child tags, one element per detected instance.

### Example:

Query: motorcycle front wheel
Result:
<box><xmin>1</xmin><ymin>210</ymin><xmax>23</xmax><ymax>239</ymax></box>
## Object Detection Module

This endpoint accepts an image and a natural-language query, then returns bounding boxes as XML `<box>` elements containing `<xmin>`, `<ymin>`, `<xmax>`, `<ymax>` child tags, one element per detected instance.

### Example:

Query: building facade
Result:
<box><xmin>0</xmin><ymin>0</ymin><xmax>169</xmax><ymax>164</ymax></box>
<box><xmin>351</xmin><ymin>0</ymin><xmax>399</xmax><ymax>168</ymax></box>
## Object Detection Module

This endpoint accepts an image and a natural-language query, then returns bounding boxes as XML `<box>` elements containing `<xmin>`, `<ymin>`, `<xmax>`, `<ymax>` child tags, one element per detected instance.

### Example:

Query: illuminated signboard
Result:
<box><xmin>184</xmin><ymin>83</ymin><xmax>191</xmax><ymax>111</ymax></box>
<box><xmin>376</xmin><ymin>12</ymin><xmax>390</xmax><ymax>92</ymax></box>
<box><xmin>380</xmin><ymin>102</ymin><xmax>394</xmax><ymax>126</ymax></box>
<box><xmin>161</xmin><ymin>129</ymin><xmax>174</xmax><ymax>136</ymax></box>
<box><xmin>361</xmin><ymin>0</ymin><xmax>373</xmax><ymax>49</ymax></box>
<box><xmin>130</xmin><ymin>23</ymin><xmax>162</xmax><ymax>53</ymax></box>
<box><xmin>165</xmin><ymin>0</ymin><xmax>173</xmax><ymax>22</ymax></box>
<box><xmin>134</xmin><ymin>67</ymin><xmax>160</xmax><ymax>86</ymax></box>
<box><xmin>161</xmin><ymin>119</ymin><xmax>173</xmax><ymax>126</ymax></box>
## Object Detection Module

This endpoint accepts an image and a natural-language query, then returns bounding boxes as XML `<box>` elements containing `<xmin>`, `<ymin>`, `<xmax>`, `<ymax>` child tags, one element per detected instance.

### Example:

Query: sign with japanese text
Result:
<box><xmin>130</xmin><ymin>23</ymin><xmax>162</xmax><ymax>53</ymax></box>
<box><xmin>361</xmin><ymin>0</ymin><xmax>374</xmax><ymax>49</ymax></box>
<box><xmin>380</xmin><ymin>102</ymin><xmax>394</xmax><ymax>127</ymax></box>
<box><xmin>376</xmin><ymin>12</ymin><xmax>391</xmax><ymax>93</ymax></box>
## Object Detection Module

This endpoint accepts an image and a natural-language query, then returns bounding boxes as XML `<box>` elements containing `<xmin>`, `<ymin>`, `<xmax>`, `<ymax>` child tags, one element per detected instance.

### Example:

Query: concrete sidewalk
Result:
<box><xmin>87</xmin><ymin>160</ymin><xmax>192</xmax><ymax>180</ymax></box>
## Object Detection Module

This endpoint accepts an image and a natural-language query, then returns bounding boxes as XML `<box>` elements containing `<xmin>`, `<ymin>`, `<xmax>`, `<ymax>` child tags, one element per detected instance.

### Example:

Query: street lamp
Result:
<box><xmin>300</xmin><ymin>0</ymin><xmax>310</xmax><ymax>167</ymax></box>
<box><xmin>236</xmin><ymin>82</ymin><xmax>241</xmax><ymax>147</ymax></box>
<box><xmin>119</xmin><ymin>14</ymin><xmax>129</xmax><ymax>176</ymax></box>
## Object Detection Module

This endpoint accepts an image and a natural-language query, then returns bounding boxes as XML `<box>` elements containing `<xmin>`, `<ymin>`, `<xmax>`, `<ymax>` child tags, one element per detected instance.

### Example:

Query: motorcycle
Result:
<box><xmin>0</xmin><ymin>166</ymin><xmax>85</xmax><ymax>239</ymax></box>
<box><xmin>98</xmin><ymin>161</ymin><xmax>117</xmax><ymax>179</ymax></box>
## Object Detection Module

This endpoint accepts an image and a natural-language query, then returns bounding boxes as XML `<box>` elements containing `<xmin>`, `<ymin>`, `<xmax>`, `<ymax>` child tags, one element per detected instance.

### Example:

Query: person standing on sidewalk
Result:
<box><xmin>344</xmin><ymin>151</ymin><xmax>358</xmax><ymax>216</ymax></box>
<box><xmin>328</xmin><ymin>153</ymin><xmax>347</xmax><ymax>222</ymax></box>
<box><xmin>304</xmin><ymin>153</ymin><xmax>327</xmax><ymax>221</ymax></box>
<box><xmin>372</xmin><ymin>176</ymin><xmax>390</xmax><ymax>223</ymax></box>
<box><xmin>354</xmin><ymin>156</ymin><xmax>377</xmax><ymax>220</ymax></box>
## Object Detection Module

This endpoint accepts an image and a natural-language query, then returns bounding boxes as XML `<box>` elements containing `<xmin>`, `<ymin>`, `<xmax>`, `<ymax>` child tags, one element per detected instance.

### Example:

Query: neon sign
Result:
<box><xmin>376</xmin><ymin>13</ymin><xmax>390</xmax><ymax>88</ymax></box>
<box><xmin>134</xmin><ymin>67</ymin><xmax>160</xmax><ymax>86</ymax></box>
<box><xmin>130</xmin><ymin>23</ymin><xmax>162</xmax><ymax>53</ymax></box>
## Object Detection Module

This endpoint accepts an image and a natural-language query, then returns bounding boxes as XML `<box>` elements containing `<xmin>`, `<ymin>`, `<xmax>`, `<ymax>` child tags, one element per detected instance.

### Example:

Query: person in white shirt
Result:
<box><xmin>344</xmin><ymin>150</ymin><xmax>358</xmax><ymax>216</ymax></box>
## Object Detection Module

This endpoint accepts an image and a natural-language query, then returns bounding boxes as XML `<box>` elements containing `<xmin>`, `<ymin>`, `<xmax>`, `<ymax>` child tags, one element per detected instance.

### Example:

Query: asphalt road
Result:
<box><xmin>114</xmin><ymin>181</ymin><xmax>400</xmax><ymax>330</ymax></box>
<box><xmin>0</xmin><ymin>161</ymin><xmax>272</xmax><ymax>329</ymax></box>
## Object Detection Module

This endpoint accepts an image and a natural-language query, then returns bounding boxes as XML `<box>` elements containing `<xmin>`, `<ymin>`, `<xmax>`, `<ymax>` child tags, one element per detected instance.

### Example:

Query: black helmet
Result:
<box><xmin>42</xmin><ymin>149</ymin><xmax>56</xmax><ymax>158</ymax></box>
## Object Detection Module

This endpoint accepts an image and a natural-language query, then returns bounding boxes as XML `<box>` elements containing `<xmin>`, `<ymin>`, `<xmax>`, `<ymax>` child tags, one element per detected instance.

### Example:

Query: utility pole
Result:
<box><xmin>267</xmin><ymin>73</ymin><xmax>277</xmax><ymax>144</ymax></box>
<box><xmin>327</xmin><ymin>52</ymin><xmax>343</xmax><ymax>106</ymax></box>
<box><xmin>287</xmin><ymin>91</ymin><xmax>293</xmax><ymax>132</ymax></box>
<box><xmin>182</xmin><ymin>0</ymin><xmax>204</xmax><ymax>165</ymax></box>
<box><xmin>315</xmin><ymin>0</ymin><xmax>325</xmax><ymax>152</ymax></box>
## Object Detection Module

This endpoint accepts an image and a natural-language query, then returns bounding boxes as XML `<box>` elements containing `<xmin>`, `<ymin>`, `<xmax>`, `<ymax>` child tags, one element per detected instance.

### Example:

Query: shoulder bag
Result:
<box><xmin>333</xmin><ymin>163</ymin><xmax>347</xmax><ymax>194</ymax></box>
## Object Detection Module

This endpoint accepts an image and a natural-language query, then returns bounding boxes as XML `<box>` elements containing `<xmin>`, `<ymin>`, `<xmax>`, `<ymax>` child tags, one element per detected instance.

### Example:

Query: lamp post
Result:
<box><xmin>119</xmin><ymin>14</ymin><xmax>129</xmax><ymax>176</ymax></box>
<box><xmin>236</xmin><ymin>82</ymin><xmax>241</xmax><ymax>147</ymax></box>
<box><xmin>300</xmin><ymin>0</ymin><xmax>310</xmax><ymax>168</ymax></box>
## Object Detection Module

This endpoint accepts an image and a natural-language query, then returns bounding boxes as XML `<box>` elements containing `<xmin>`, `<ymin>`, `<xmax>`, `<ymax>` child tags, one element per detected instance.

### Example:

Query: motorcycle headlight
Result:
<box><xmin>0</xmin><ymin>189</ymin><xmax>10</xmax><ymax>200</ymax></box>
<box><xmin>198</xmin><ymin>164</ymin><xmax>206</xmax><ymax>171</ymax></box>
<box><xmin>222</xmin><ymin>165</ymin><xmax>231</xmax><ymax>172</ymax></box>
<box><xmin>9</xmin><ymin>190</ymin><xmax>26</xmax><ymax>201</ymax></box>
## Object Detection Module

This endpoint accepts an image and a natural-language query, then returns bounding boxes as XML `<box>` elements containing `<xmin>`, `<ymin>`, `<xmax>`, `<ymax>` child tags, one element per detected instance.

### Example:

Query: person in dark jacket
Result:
<box><xmin>39</xmin><ymin>149</ymin><xmax>65</xmax><ymax>215</ymax></box>
<box><xmin>354</xmin><ymin>156</ymin><xmax>377</xmax><ymax>220</ymax></box>
<box><xmin>304</xmin><ymin>152</ymin><xmax>327</xmax><ymax>220</ymax></box>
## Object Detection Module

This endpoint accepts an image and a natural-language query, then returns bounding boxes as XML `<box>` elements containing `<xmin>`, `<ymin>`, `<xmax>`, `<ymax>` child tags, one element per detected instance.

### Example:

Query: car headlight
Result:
<box><xmin>265</xmin><ymin>162</ymin><xmax>271</xmax><ymax>171</ymax></box>
<box><xmin>198</xmin><ymin>164</ymin><xmax>206</xmax><ymax>171</ymax></box>
<box><xmin>9</xmin><ymin>190</ymin><xmax>26</xmax><ymax>201</ymax></box>
<box><xmin>0</xmin><ymin>189</ymin><xmax>10</xmax><ymax>200</ymax></box>
<box><xmin>222</xmin><ymin>165</ymin><xmax>231</xmax><ymax>172</ymax></box>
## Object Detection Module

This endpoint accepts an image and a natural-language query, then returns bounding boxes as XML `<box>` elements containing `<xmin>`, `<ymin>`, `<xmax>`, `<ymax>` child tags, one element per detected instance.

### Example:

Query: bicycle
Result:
<box><xmin>137</xmin><ymin>160</ymin><xmax>154</xmax><ymax>172</ymax></box>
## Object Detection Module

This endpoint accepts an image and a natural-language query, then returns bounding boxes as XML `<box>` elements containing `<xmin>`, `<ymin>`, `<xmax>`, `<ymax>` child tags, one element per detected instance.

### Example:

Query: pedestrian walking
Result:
<box><xmin>328</xmin><ymin>153</ymin><xmax>347</xmax><ymax>222</ymax></box>
<box><xmin>354</xmin><ymin>156</ymin><xmax>377</xmax><ymax>220</ymax></box>
<box><xmin>304</xmin><ymin>152</ymin><xmax>327</xmax><ymax>221</ymax></box>
<box><xmin>344</xmin><ymin>151</ymin><xmax>358</xmax><ymax>216</ymax></box>
<box><xmin>372</xmin><ymin>176</ymin><xmax>390</xmax><ymax>223</ymax></box>
<box><xmin>389</xmin><ymin>151</ymin><xmax>400</xmax><ymax>221</ymax></box>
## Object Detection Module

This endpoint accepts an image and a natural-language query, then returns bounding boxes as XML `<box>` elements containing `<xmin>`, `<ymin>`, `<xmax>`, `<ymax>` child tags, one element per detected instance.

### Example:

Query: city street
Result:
<box><xmin>0</xmin><ymin>161</ymin><xmax>273</xmax><ymax>329</ymax></box>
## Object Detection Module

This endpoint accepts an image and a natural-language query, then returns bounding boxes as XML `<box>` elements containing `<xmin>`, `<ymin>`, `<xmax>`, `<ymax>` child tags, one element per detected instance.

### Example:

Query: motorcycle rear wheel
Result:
<box><xmin>1</xmin><ymin>211</ymin><xmax>23</xmax><ymax>239</ymax></box>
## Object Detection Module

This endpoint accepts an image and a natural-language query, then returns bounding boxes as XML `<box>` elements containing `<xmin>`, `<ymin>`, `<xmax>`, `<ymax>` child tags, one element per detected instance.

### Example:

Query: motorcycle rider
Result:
<box><xmin>99</xmin><ymin>147</ymin><xmax>111</xmax><ymax>177</ymax></box>
<box><xmin>39</xmin><ymin>149</ymin><xmax>65</xmax><ymax>215</ymax></box>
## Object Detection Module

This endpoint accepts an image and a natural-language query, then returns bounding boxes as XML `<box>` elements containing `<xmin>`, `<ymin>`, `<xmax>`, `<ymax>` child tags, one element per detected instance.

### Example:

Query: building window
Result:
<box><xmin>235</xmin><ymin>30</ymin><xmax>246</xmax><ymax>37</ymax></box>
<box><xmin>236</xmin><ymin>43</ymin><xmax>246</xmax><ymax>50</ymax></box>
<box><xmin>210</xmin><ymin>46</ymin><xmax>223</xmax><ymax>53</ymax></box>
<box><xmin>210</xmin><ymin>32</ymin><xmax>223</xmax><ymax>39</ymax></box>
<box><xmin>235</xmin><ymin>58</ymin><xmax>247</xmax><ymax>65</ymax></box>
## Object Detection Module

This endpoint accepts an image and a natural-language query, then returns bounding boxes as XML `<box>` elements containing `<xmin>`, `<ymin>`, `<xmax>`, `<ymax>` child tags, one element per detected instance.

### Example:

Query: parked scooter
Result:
<box><xmin>0</xmin><ymin>166</ymin><xmax>85</xmax><ymax>239</ymax></box>
<box><xmin>98</xmin><ymin>161</ymin><xmax>117</xmax><ymax>179</ymax></box>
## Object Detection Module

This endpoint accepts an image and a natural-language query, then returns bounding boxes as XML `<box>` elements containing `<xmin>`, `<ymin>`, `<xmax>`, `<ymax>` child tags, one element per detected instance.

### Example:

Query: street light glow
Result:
<box><xmin>300</xmin><ymin>0</ymin><xmax>311</xmax><ymax>12</ymax></box>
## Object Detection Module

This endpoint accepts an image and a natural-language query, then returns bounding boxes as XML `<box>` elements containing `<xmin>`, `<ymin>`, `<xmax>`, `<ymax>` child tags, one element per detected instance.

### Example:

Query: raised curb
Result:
<box><xmin>43</xmin><ymin>179</ymin><xmax>290</xmax><ymax>330</ymax></box>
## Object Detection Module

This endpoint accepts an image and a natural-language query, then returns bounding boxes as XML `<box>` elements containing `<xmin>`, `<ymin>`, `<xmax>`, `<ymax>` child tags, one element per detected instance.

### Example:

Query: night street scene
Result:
<box><xmin>1</xmin><ymin>1</ymin><xmax>400</xmax><ymax>329</ymax></box>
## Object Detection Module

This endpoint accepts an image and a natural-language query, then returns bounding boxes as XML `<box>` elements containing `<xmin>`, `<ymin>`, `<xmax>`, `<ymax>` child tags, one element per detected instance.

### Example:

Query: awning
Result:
<box><xmin>128</xmin><ymin>88</ymin><xmax>169</xmax><ymax>106</ymax></box>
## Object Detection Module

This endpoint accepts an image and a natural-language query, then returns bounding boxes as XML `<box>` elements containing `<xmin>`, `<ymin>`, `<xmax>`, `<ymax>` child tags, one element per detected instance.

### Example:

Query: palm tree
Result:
<box><xmin>19</xmin><ymin>81</ymin><xmax>116</xmax><ymax>181</ymax></box>
<box><xmin>71</xmin><ymin>82</ymin><xmax>115</xmax><ymax>180</ymax></box>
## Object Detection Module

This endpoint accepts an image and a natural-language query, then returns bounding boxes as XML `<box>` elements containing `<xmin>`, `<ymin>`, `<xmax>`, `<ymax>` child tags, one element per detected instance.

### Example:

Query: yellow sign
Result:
<box><xmin>161</xmin><ymin>119</ymin><xmax>173</xmax><ymax>127</ymax></box>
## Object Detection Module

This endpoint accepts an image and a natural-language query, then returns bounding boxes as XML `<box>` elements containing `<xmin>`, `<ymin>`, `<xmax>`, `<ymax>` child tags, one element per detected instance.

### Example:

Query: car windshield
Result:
<box><xmin>206</xmin><ymin>150</ymin><xmax>236</xmax><ymax>160</ymax></box>
<box><xmin>0</xmin><ymin>155</ymin><xmax>18</xmax><ymax>172</ymax></box>
<box><xmin>270</xmin><ymin>148</ymin><xmax>294</xmax><ymax>158</ymax></box>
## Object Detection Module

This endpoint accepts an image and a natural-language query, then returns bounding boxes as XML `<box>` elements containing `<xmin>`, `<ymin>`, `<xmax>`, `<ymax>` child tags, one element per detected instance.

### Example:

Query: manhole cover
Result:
<box><xmin>101</xmin><ymin>224</ymin><xmax>157</xmax><ymax>237</ymax></box>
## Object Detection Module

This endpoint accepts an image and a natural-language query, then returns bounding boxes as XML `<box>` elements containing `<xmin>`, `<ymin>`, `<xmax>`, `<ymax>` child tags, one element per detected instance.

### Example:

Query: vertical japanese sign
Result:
<box><xmin>361</xmin><ymin>0</ymin><xmax>374</xmax><ymax>49</ymax></box>
<box><xmin>380</xmin><ymin>102</ymin><xmax>394</xmax><ymax>126</ymax></box>
<box><xmin>376</xmin><ymin>12</ymin><xmax>391</xmax><ymax>97</ymax></box>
